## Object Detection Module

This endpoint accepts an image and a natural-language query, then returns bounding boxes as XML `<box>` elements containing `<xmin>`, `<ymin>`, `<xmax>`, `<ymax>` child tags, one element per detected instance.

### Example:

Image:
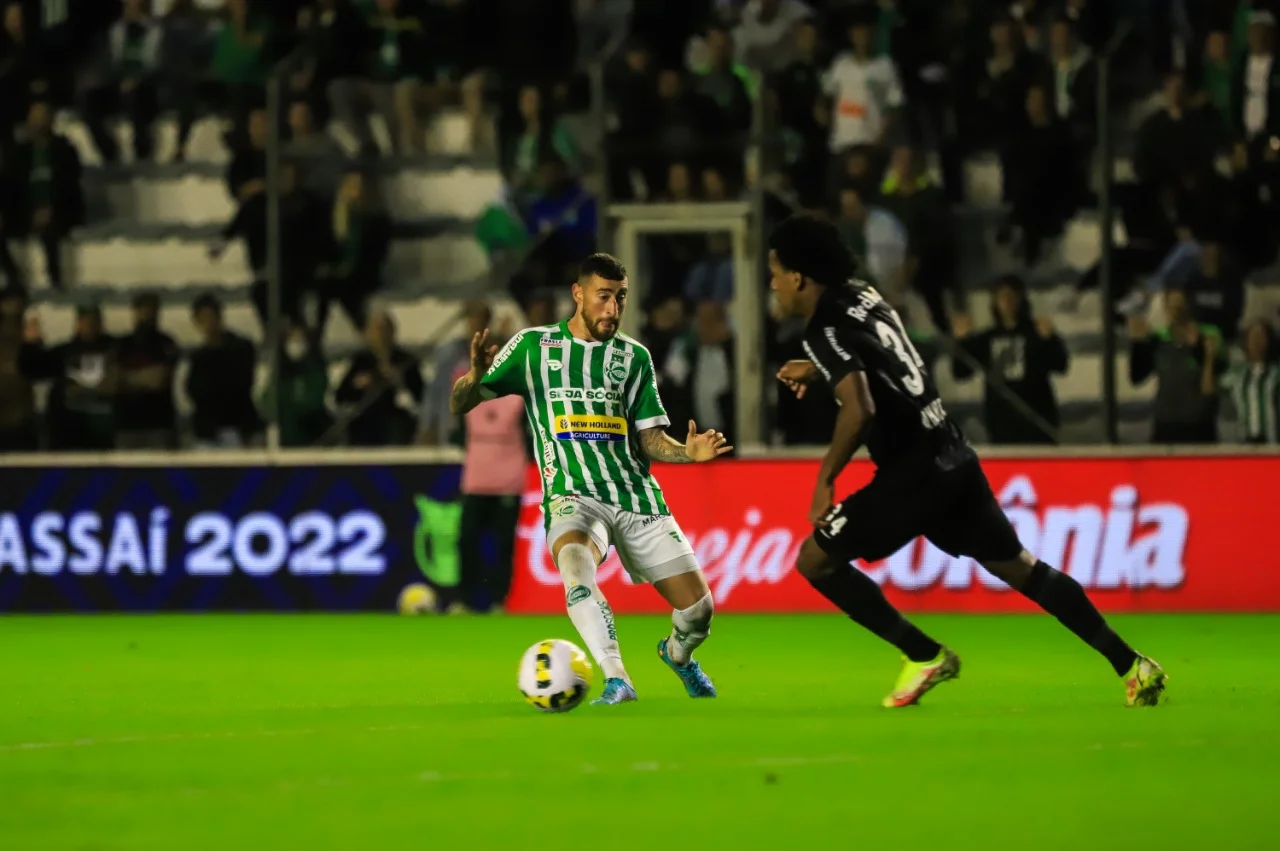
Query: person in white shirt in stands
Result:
<box><xmin>734</xmin><ymin>0</ymin><xmax>813</xmax><ymax>74</ymax></box>
<box><xmin>1240</xmin><ymin>10</ymin><xmax>1280</xmax><ymax>143</ymax></box>
<box><xmin>821</xmin><ymin>17</ymin><xmax>903</xmax><ymax>164</ymax></box>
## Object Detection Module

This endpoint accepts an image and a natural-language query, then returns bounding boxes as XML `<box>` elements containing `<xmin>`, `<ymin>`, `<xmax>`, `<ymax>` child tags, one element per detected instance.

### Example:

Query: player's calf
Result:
<box><xmin>795</xmin><ymin>536</ymin><xmax>944</xmax><ymax>665</ymax></box>
<box><xmin>654</xmin><ymin>569</ymin><xmax>717</xmax><ymax>697</ymax></box>
<box><xmin>553</xmin><ymin>535</ymin><xmax>630</xmax><ymax>686</ymax></box>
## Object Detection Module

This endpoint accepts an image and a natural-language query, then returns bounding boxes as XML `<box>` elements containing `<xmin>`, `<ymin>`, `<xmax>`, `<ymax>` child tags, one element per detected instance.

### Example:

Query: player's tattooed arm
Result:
<box><xmin>639</xmin><ymin>428</ymin><xmax>694</xmax><ymax>463</ymax></box>
<box><xmin>449</xmin><ymin>371</ymin><xmax>483</xmax><ymax>416</ymax></box>
<box><xmin>640</xmin><ymin>422</ymin><xmax>733</xmax><ymax>463</ymax></box>
<box><xmin>448</xmin><ymin>329</ymin><xmax>498</xmax><ymax>415</ymax></box>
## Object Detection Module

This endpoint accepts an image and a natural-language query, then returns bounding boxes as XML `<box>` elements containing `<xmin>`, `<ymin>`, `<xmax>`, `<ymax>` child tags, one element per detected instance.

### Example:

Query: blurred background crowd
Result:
<box><xmin>1</xmin><ymin>0</ymin><xmax>1279</xmax><ymax>456</ymax></box>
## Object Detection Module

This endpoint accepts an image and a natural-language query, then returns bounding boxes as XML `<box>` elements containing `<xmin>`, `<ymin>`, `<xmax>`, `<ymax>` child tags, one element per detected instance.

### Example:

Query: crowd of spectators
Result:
<box><xmin>0</xmin><ymin>0</ymin><xmax>1279</xmax><ymax>452</ymax></box>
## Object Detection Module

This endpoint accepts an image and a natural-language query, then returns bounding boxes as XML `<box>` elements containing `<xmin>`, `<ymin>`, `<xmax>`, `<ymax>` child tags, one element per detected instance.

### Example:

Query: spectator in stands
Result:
<box><xmin>695</xmin><ymin>23</ymin><xmax>754</xmax><ymax>128</ymax></box>
<box><xmin>114</xmin><ymin>292</ymin><xmax>180</xmax><ymax>450</ymax></box>
<box><xmin>1129</xmin><ymin>288</ymin><xmax>1227</xmax><ymax>444</ymax></box>
<box><xmin>215</xmin><ymin>161</ymin><xmax>324</xmax><ymax>332</ymax></box>
<box><xmin>284</xmin><ymin>100</ymin><xmax>346</xmax><ymax>198</ymax></box>
<box><xmin>834</xmin><ymin>183</ymin><xmax>907</xmax><ymax>301</ymax></box>
<box><xmin>683</xmin><ymin>232</ymin><xmax>734</xmax><ymax>303</ymax></box>
<box><xmin>23</xmin><ymin>303</ymin><xmax>118</xmax><ymax>452</ymax></box>
<box><xmin>480</xmin><ymin>0</ymin><xmax>578</xmax><ymax>153</ymax></box>
<box><xmin>1228</xmin><ymin>139</ymin><xmax>1280</xmax><ymax>269</ymax></box>
<box><xmin>299</xmin><ymin>0</ymin><xmax>368</xmax><ymax>117</ymax></box>
<box><xmin>226</xmin><ymin>107</ymin><xmax>267</xmax><ymax>204</ymax></box>
<box><xmin>0</xmin><ymin>2</ymin><xmax>49</xmax><ymax>140</ymax></box>
<box><xmin>525</xmin><ymin>153</ymin><xmax>597</xmax><ymax>277</ymax></box>
<box><xmin>262</xmin><ymin>321</ymin><xmax>332</xmax><ymax>447</ymax></box>
<box><xmin>650</xmin><ymin>68</ymin><xmax>716</xmax><ymax>183</ymax></box>
<box><xmin>333</xmin><ymin>0</ymin><xmax>427</xmax><ymax>156</ymax></box>
<box><xmin>522</xmin><ymin>288</ymin><xmax>559</xmax><ymax>328</ymax></box>
<box><xmin>419</xmin><ymin>300</ymin><xmax>491</xmax><ymax>447</ymax></box>
<box><xmin>335</xmin><ymin>310</ymin><xmax>425</xmax><ymax>446</ymax></box>
<box><xmin>1134</xmin><ymin>71</ymin><xmax>1226</xmax><ymax>196</ymax></box>
<box><xmin>880</xmin><ymin>145</ymin><xmax>961</xmax><ymax>335</ymax></box>
<box><xmin>162</xmin><ymin>0</ymin><xmax>212</xmax><ymax>164</ymax></box>
<box><xmin>823</xmin><ymin>17</ymin><xmax>904</xmax><ymax>171</ymax></box>
<box><xmin>1200</xmin><ymin>29</ymin><xmax>1233</xmax><ymax>130</ymax></box>
<box><xmin>958</xmin><ymin>15</ymin><xmax>1046</xmax><ymax>150</ymax></box>
<box><xmin>604</xmin><ymin>39</ymin><xmax>658</xmax><ymax>200</ymax></box>
<box><xmin>1222</xmin><ymin>318</ymin><xmax>1280</xmax><ymax>443</ymax></box>
<box><xmin>211</xmin><ymin>0</ymin><xmax>273</xmax><ymax>144</ymax></box>
<box><xmin>735</xmin><ymin>0</ymin><xmax>812</xmax><ymax>74</ymax></box>
<box><xmin>1003</xmin><ymin>83</ymin><xmax>1077</xmax><ymax>266</ymax></box>
<box><xmin>951</xmin><ymin>274</ymin><xmax>1069</xmax><ymax>445</ymax></box>
<box><xmin>0</xmin><ymin>101</ymin><xmax>85</xmax><ymax>291</ymax></box>
<box><xmin>1235</xmin><ymin>10</ymin><xmax>1280</xmax><ymax>146</ymax></box>
<box><xmin>509</xmin><ymin>84</ymin><xmax>580</xmax><ymax>198</ymax></box>
<box><xmin>770</xmin><ymin>18</ymin><xmax>826</xmax><ymax>207</ymax></box>
<box><xmin>316</xmin><ymin>168</ymin><xmax>391</xmax><ymax>341</ymax></box>
<box><xmin>1046</xmin><ymin>18</ymin><xmax>1096</xmax><ymax>156</ymax></box>
<box><xmin>662</xmin><ymin>299</ymin><xmax>735</xmax><ymax>442</ymax></box>
<box><xmin>0</xmin><ymin>286</ymin><xmax>37</xmax><ymax>451</ymax></box>
<box><xmin>187</xmin><ymin>293</ymin><xmax>262</xmax><ymax>449</ymax></box>
<box><xmin>1183</xmin><ymin>240</ymin><xmax>1247</xmax><ymax>342</ymax></box>
<box><xmin>83</xmin><ymin>0</ymin><xmax>161</xmax><ymax>164</ymax></box>
<box><xmin>641</xmin><ymin>294</ymin><xmax>687</xmax><ymax>380</ymax></box>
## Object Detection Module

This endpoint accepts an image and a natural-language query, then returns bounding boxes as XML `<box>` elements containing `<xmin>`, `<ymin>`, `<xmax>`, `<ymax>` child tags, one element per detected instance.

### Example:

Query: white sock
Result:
<box><xmin>668</xmin><ymin>593</ymin><xmax>713</xmax><ymax>665</ymax></box>
<box><xmin>557</xmin><ymin>543</ymin><xmax>627</xmax><ymax>681</ymax></box>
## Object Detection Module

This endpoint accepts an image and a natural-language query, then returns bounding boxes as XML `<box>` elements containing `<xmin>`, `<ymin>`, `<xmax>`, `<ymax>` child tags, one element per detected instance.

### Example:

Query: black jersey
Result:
<box><xmin>802</xmin><ymin>282</ymin><xmax>969</xmax><ymax>470</ymax></box>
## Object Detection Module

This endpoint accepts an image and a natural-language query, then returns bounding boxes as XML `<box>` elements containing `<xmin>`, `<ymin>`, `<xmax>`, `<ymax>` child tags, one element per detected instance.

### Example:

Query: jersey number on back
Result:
<box><xmin>875</xmin><ymin>318</ymin><xmax>926</xmax><ymax>397</ymax></box>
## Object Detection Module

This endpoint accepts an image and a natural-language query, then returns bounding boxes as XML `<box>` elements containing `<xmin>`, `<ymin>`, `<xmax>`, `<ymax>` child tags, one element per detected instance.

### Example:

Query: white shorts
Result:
<box><xmin>545</xmin><ymin>494</ymin><xmax>699</xmax><ymax>585</ymax></box>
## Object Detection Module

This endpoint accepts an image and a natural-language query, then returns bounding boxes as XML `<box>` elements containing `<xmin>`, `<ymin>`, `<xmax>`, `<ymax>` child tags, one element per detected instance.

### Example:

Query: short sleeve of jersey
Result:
<box><xmin>802</xmin><ymin>323</ymin><xmax>865</xmax><ymax>389</ymax></box>
<box><xmin>478</xmin><ymin>331</ymin><xmax>530</xmax><ymax>400</ymax></box>
<box><xmin>629</xmin><ymin>349</ymin><xmax>670</xmax><ymax>431</ymax></box>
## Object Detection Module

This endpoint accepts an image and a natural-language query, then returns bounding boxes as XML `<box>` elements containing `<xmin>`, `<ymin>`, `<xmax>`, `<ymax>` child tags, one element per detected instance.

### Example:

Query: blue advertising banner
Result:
<box><xmin>0</xmin><ymin>464</ymin><xmax>464</xmax><ymax>612</ymax></box>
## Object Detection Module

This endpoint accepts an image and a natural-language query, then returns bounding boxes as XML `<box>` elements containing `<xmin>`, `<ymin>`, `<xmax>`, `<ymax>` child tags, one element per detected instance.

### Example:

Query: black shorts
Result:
<box><xmin>814</xmin><ymin>454</ymin><xmax>1023</xmax><ymax>565</ymax></box>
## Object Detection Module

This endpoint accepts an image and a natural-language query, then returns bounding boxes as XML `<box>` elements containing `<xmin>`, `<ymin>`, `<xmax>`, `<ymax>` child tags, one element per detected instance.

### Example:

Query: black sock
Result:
<box><xmin>1023</xmin><ymin>561</ymin><xmax>1138</xmax><ymax>676</ymax></box>
<box><xmin>808</xmin><ymin>564</ymin><xmax>942</xmax><ymax>662</ymax></box>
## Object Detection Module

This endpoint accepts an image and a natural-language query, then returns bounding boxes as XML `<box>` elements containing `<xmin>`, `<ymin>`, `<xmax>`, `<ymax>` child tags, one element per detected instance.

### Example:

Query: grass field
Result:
<box><xmin>2</xmin><ymin>613</ymin><xmax>1276</xmax><ymax>850</ymax></box>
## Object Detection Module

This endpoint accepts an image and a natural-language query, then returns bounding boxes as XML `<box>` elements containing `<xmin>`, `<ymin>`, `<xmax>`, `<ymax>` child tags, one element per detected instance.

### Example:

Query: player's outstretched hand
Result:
<box><xmin>776</xmin><ymin>359</ymin><xmax>818</xmax><ymax>399</ymax></box>
<box><xmin>686</xmin><ymin>420</ymin><xmax>733</xmax><ymax>462</ymax></box>
<box><xmin>469</xmin><ymin>328</ymin><xmax>498</xmax><ymax>375</ymax></box>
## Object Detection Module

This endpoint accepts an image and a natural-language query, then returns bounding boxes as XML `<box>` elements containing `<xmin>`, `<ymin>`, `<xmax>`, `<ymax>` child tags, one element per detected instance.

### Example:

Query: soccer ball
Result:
<box><xmin>397</xmin><ymin>583</ymin><xmax>437</xmax><ymax>615</ymax></box>
<box><xmin>518</xmin><ymin>639</ymin><xmax>594</xmax><ymax>712</ymax></box>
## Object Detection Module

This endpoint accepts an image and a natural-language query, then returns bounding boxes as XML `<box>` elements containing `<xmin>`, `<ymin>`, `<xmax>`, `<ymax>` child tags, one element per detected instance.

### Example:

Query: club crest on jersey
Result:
<box><xmin>555</xmin><ymin>414</ymin><xmax>627</xmax><ymax>442</ymax></box>
<box><xmin>606</xmin><ymin>350</ymin><xmax>629</xmax><ymax>384</ymax></box>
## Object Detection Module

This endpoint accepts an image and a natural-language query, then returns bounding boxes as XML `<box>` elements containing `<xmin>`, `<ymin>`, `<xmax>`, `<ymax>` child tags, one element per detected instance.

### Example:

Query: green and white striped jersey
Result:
<box><xmin>1223</xmin><ymin>362</ymin><xmax>1280</xmax><ymax>443</ymax></box>
<box><xmin>478</xmin><ymin>322</ymin><xmax>672</xmax><ymax>516</ymax></box>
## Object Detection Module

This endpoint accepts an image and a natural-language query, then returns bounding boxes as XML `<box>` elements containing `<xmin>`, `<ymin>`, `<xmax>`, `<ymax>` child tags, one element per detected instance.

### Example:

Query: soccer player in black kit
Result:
<box><xmin>768</xmin><ymin>214</ymin><xmax>1167</xmax><ymax>708</ymax></box>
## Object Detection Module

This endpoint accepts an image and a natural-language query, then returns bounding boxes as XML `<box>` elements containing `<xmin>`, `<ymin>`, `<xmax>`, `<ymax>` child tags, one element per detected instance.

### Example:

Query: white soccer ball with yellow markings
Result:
<box><xmin>518</xmin><ymin>639</ymin><xmax>594</xmax><ymax>712</ymax></box>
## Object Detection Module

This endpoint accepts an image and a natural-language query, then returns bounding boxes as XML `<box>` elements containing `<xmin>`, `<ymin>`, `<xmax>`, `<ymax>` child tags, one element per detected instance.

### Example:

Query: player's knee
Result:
<box><xmin>673</xmin><ymin>592</ymin><xmax>713</xmax><ymax>636</ymax></box>
<box><xmin>555</xmin><ymin>542</ymin><xmax>597</xmax><ymax>592</ymax></box>
<box><xmin>795</xmin><ymin>536</ymin><xmax>835</xmax><ymax>580</ymax></box>
<box><xmin>550</xmin><ymin>530</ymin><xmax>595</xmax><ymax>562</ymax></box>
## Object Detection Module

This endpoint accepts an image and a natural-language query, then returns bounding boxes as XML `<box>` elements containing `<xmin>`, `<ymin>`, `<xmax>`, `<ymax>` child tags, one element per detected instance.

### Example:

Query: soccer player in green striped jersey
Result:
<box><xmin>450</xmin><ymin>254</ymin><xmax>733</xmax><ymax>705</ymax></box>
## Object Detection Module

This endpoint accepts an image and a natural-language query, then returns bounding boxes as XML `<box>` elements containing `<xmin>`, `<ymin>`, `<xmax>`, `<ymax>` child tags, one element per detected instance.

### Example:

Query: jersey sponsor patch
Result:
<box><xmin>540</xmin><ymin>336</ymin><xmax>564</xmax><ymax>348</ymax></box>
<box><xmin>548</xmin><ymin>387</ymin><xmax>623</xmax><ymax>404</ymax></box>
<box><xmin>554</xmin><ymin>413</ymin><xmax>628</xmax><ymax>442</ymax></box>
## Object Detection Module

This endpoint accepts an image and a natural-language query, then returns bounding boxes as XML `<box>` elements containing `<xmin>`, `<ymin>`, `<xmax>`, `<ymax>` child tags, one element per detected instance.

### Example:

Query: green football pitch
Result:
<box><xmin>2</xmin><ymin>614</ymin><xmax>1276</xmax><ymax>850</ymax></box>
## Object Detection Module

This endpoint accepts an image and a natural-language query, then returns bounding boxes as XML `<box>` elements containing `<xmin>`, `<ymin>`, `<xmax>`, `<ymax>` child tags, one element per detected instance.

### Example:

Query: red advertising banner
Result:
<box><xmin>508</xmin><ymin>456</ymin><xmax>1280</xmax><ymax>613</ymax></box>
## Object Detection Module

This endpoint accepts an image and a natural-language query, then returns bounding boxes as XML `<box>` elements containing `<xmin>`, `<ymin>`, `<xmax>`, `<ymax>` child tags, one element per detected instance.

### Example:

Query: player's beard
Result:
<box><xmin>587</xmin><ymin>315</ymin><xmax>619</xmax><ymax>341</ymax></box>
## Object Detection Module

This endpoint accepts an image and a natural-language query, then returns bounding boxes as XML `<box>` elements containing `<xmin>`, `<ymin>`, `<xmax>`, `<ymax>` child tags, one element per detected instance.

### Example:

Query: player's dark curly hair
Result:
<box><xmin>578</xmin><ymin>253</ymin><xmax>627</xmax><ymax>283</ymax></box>
<box><xmin>768</xmin><ymin>213</ymin><xmax>859</xmax><ymax>288</ymax></box>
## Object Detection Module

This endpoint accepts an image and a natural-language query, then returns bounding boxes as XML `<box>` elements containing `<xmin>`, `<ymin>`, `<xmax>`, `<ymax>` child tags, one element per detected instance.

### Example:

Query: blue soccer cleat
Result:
<box><xmin>591</xmin><ymin>677</ymin><xmax>638</xmax><ymax>706</ymax></box>
<box><xmin>658</xmin><ymin>638</ymin><xmax>717</xmax><ymax>698</ymax></box>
